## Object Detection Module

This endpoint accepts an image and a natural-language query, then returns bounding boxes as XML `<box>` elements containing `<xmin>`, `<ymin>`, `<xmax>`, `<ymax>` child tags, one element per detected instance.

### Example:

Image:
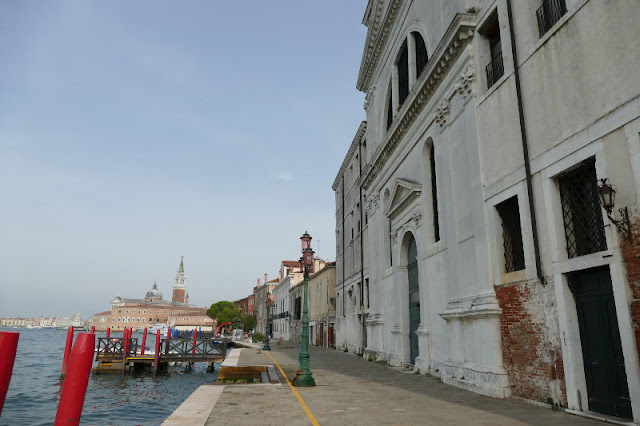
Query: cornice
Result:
<box><xmin>362</xmin><ymin>13</ymin><xmax>476</xmax><ymax>191</ymax></box>
<box><xmin>332</xmin><ymin>121</ymin><xmax>367</xmax><ymax>191</ymax></box>
<box><xmin>357</xmin><ymin>0</ymin><xmax>402</xmax><ymax>92</ymax></box>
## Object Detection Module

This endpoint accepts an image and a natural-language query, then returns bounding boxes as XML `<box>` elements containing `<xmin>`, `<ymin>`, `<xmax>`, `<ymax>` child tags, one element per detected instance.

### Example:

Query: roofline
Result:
<box><xmin>332</xmin><ymin>121</ymin><xmax>367</xmax><ymax>190</ymax></box>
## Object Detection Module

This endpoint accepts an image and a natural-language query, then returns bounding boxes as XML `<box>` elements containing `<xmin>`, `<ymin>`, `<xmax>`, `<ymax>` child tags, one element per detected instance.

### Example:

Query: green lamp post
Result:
<box><xmin>262</xmin><ymin>293</ymin><xmax>271</xmax><ymax>351</ymax></box>
<box><xmin>293</xmin><ymin>231</ymin><xmax>315</xmax><ymax>386</ymax></box>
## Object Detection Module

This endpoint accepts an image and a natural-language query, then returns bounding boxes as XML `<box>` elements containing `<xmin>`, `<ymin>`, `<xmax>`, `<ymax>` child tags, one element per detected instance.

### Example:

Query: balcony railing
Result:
<box><xmin>485</xmin><ymin>51</ymin><xmax>504</xmax><ymax>89</ymax></box>
<box><xmin>536</xmin><ymin>0</ymin><xmax>567</xmax><ymax>38</ymax></box>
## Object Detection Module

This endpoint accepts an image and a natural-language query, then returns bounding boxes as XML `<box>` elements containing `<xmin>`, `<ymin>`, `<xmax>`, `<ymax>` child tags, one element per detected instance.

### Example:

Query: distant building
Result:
<box><xmin>233</xmin><ymin>296</ymin><xmax>250</xmax><ymax>316</ymax></box>
<box><xmin>55</xmin><ymin>314</ymin><xmax>84</xmax><ymax>329</ymax></box>
<box><xmin>91</xmin><ymin>258</ymin><xmax>214</xmax><ymax>331</ymax></box>
<box><xmin>254</xmin><ymin>274</ymin><xmax>277</xmax><ymax>336</ymax></box>
<box><xmin>308</xmin><ymin>262</ymin><xmax>336</xmax><ymax>348</ymax></box>
<box><xmin>289</xmin><ymin>258</ymin><xmax>326</xmax><ymax>344</ymax></box>
<box><xmin>272</xmin><ymin>261</ymin><xmax>305</xmax><ymax>342</ymax></box>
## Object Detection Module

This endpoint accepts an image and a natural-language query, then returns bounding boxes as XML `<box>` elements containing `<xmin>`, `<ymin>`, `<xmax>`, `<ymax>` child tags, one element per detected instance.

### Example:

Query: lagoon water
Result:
<box><xmin>1</xmin><ymin>328</ymin><xmax>220</xmax><ymax>425</ymax></box>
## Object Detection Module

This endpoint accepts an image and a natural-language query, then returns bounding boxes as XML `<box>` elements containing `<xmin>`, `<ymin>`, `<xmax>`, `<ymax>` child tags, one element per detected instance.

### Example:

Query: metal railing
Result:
<box><xmin>159</xmin><ymin>338</ymin><xmax>227</xmax><ymax>361</ymax></box>
<box><xmin>95</xmin><ymin>337</ymin><xmax>138</xmax><ymax>361</ymax></box>
<box><xmin>536</xmin><ymin>0</ymin><xmax>567</xmax><ymax>38</ymax></box>
<box><xmin>485</xmin><ymin>51</ymin><xmax>504</xmax><ymax>89</ymax></box>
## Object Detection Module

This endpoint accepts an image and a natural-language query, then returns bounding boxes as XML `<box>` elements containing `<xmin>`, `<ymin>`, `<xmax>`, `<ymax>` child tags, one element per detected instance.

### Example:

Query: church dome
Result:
<box><xmin>145</xmin><ymin>282</ymin><xmax>163</xmax><ymax>302</ymax></box>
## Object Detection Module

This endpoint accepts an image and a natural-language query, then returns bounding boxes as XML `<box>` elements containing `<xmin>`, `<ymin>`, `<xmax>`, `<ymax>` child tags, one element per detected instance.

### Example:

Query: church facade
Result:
<box><xmin>335</xmin><ymin>0</ymin><xmax>640</xmax><ymax>421</ymax></box>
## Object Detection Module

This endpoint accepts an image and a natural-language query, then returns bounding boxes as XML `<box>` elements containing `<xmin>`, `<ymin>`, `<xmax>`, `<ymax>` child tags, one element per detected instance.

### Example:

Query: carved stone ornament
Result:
<box><xmin>391</xmin><ymin>230</ymin><xmax>399</xmax><ymax>245</ymax></box>
<box><xmin>455</xmin><ymin>63</ymin><xmax>475</xmax><ymax>99</ymax></box>
<box><xmin>412</xmin><ymin>211</ymin><xmax>422</xmax><ymax>227</ymax></box>
<box><xmin>434</xmin><ymin>100</ymin><xmax>450</xmax><ymax>127</ymax></box>
<box><xmin>366</xmin><ymin>193</ymin><xmax>379</xmax><ymax>214</ymax></box>
<box><xmin>364</xmin><ymin>85</ymin><xmax>376</xmax><ymax>111</ymax></box>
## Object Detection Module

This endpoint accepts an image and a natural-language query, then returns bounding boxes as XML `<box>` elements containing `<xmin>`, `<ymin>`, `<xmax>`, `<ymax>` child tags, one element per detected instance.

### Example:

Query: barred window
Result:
<box><xmin>496</xmin><ymin>196</ymin><xmax>525</xmax><ymax>272</ymax></box>
<box><xmin>536</xmin><ymin>0</ymin><xmax>567</xmax><ymax>38</ymax></box>
<box><xmin>558</xmin><ymin>158</ymin><xmax>607</xmax><ymax>258</ymax></box>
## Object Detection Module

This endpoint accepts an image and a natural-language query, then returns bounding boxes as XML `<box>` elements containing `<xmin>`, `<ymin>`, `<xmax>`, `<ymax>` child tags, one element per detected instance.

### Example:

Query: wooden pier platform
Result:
<box><xmin>93</xmin><ymin>337</ymin><xmax>228</xmax><ymax>374</ymax></box>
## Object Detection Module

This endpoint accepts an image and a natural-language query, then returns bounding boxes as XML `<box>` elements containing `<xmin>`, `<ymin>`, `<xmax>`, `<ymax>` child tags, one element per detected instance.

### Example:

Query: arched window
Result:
<box><xmin>386</xmin><ymin>84</ymin><xmax>394</xmax><ymax>130</ymax></box>
<box><xmin>397</xmin><ymin>41</ymin><xmax>409</xmax><ymax>105</ymax></box>
<box><xmin>430</xmin><ymin>144</ymin><xmax>440</xmax><ymax>242</ymax></box>
<box><xmin>413</xmin><ymin>32</ymin><xmax>428</xmax><ymax>77</ymax></box>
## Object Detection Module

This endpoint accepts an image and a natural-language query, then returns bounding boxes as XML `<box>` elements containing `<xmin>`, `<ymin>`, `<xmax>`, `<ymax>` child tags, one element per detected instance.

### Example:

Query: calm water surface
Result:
<box><xmin>1</xmin><ymin>328</ymin><xmax>221</xmax><ymax>425</ymax></box>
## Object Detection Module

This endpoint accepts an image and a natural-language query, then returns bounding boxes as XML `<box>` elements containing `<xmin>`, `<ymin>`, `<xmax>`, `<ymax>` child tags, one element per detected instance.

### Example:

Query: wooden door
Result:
<box><xmin>571</xmin><ymin>267</ymin><xmax>632</xmax><ymax>419</ymax></box>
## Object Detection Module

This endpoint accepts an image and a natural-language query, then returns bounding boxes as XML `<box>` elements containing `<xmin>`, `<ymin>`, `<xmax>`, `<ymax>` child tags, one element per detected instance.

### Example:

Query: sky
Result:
<box><xmin>0</xmin><ymin>1</ymin><xmax>367</xmax><ymax>319</ymax></box>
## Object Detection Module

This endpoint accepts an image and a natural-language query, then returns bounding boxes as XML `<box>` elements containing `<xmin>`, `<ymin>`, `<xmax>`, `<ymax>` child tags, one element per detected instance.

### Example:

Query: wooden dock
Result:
<box><xmin>93</xmin><ymin>337</ymin><xmax>228</xmax><ymax>374</ymax></box>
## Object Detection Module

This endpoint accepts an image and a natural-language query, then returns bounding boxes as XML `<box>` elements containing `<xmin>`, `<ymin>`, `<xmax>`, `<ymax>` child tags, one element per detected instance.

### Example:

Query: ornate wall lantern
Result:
<box><xmin>597</xmin><ymin>178</ymin><xmax>632</xmax><ymax>241</ymax></box>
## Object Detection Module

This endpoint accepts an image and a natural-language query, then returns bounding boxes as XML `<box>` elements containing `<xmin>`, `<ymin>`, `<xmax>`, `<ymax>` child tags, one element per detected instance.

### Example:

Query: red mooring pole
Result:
<box><xmin>167</xmin><ymin>328</ymin><xmax>170</xmax><ymax>339</ymax></box>
<box><xmin>141</xmin><ymin>328</ymin><xmax>147</xmax><ymax>356</ymax></box>
<box><xmin>121</xmin><ymin>328</ymin><xmax>129</xmax><ymax>375</ymax></box>
<box><xmin>0</xmin><ymin>331</ymin><xmax>19</xmax><ymax>418</ymax></box>
<box><xmin>54</xmin><ymin>333</ymin><xmax>95</xmax><ymax>426</ymax></box>
<box><xmin>153</xmin><ymin>331</ymin><xmax>161</xmax><ymax>375</ymax></box>
<box><xmin>90</xmin><ymin>326</ymin><xmax>95</xmax><ymax>334</ymax></box>
<box><xmin>106</xmin><ymin>327</ymin><xmax>110</xmax><ymax>339</ymax></box>
<box><xmin>61</xmin><ymin>327</ymin><xmax>74</xmax><ymax>376</ymax></box>
<box><xmin>192</xmin><ymin>328</ymin><xmax>197</xmax><ymax>354</ymax></box>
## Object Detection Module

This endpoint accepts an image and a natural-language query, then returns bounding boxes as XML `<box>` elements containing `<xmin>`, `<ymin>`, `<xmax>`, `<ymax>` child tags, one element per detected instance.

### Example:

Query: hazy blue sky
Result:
<box><xmin>0</xmin><ymin>1</ymin><xmax>367</xmax><ymax>319</ymax></box>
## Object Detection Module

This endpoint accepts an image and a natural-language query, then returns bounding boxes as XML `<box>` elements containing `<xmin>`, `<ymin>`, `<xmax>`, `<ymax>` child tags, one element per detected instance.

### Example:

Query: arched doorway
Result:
<box><xmin>408</xmin><ymin>235</ymin><xmax>420</xmax><ymax>364</ymax></box>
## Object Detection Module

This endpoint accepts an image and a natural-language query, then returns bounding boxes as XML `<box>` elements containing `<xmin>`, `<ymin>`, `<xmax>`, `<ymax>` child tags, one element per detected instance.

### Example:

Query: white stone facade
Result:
<box><xmin>334</xmin><ymin>0</ymin><xmax>640</xmax><ymax>419</ymax></box>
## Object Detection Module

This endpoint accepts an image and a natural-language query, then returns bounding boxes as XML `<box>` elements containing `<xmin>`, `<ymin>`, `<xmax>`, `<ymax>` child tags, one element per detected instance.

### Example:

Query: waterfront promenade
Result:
<box><xmin>163</xmin><ymin>341</ymin><xmax>615</xmax><ymax>426</ymax></box>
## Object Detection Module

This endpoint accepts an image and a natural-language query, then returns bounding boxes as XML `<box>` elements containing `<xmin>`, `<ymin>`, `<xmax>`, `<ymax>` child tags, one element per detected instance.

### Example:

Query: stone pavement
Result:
<box><xmin>204</xmin><ymin>341</ymin><xmax>605</xmax><ymax>426</ymax></box>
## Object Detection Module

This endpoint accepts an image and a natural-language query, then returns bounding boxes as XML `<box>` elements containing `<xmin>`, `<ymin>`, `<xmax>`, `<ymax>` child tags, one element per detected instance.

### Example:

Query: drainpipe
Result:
<box><xmin>359</xmin><ymin>143</ymin><xmax>366</xmax><ymax>352</ymax></box>
<box><xmin>342</xmin><ymin>178</ymin><xmax>346</xmax><ymax>317</ymax></box>
<box><xmin>359</xmin><ymin>143</ymin><xmax>365</xmax><ymax>308</ymax></box>
<box><xmin>506</xmin><ymin>0</ymin><xmax>545</xmax><ymax>285</ymax></box>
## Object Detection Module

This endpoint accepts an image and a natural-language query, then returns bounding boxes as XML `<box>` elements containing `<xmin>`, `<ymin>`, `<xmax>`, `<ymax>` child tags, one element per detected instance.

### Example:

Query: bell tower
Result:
<box><xmin>172</xmin><ymin>256</ymin><xmax>186</xmax><ymax>304</ymax></box>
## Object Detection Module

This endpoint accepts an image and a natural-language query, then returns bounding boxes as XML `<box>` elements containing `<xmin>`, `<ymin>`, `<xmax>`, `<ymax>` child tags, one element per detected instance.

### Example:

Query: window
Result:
<box><xmin>397</xmin><ymin>42</ymin><xmax>409</xmax><ymax>105</ymax></box>
<box><xmin>496</xmin><ymin>196</ymin><xmax>525</xmax><ymax>272</ymax></box>
<box><xmin>413</xmin><ymin>32</ymin><xmax>428</xmax><ymax>77</ymax></box>
<box><xmin>483</xmin><ymin>14</ymin><xmax>503</xmax><ymax>89</ymax></box>
<box><xmin>365</xmin><ymin>278</ymin><xmax>370</xmax><ymax>308</ymax></box>
<box><xmin>386</xmin><ymin>85</ymin><xmax>394</xmax><ymax>130</ymax></box>
<box><xmin>536</xmin><ymin>0</ymin><xmax>567</xmax><ymax>38</ymax></box>
<box><xmin>294</xmin><ymin>297</ymin><xmax>301</xmax><ymax>320</ymax></box>
<box><xmin>430</xmin><ymin>144</ymin><xmax>440</xmax><ymax>242</ymax></box>
<box><xmin>558</xmin><ymin>158</ymin><xmax>607</xmax><ymax>258</ymax></box>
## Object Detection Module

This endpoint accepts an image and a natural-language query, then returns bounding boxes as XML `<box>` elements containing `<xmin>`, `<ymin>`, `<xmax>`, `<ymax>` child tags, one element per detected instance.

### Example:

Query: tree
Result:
<box><xmin>241</xmin><ymin>314</ymin><xmax>256</xmax><ymax>331</ymax></box>
<box><xmin>206</xmin><ymin>301</ymin><xmax>240</xmax><ymax>325</ymax></box>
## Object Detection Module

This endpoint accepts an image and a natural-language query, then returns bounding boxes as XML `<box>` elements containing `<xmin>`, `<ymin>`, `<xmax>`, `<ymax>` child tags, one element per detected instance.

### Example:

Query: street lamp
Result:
<box><xmin>293</xmin><ymin>231</ymin><xmax>316</xmax><ymax>386</ymax></box>
<box><xmin>263</xmin><ymin>293</ymin><xmax>271</xmax><ymax>351</ymax></box>
<box><xmin>597</xmin><ymin>178</ymin><xmax>632</xmax><ymax>241</ymax></box>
